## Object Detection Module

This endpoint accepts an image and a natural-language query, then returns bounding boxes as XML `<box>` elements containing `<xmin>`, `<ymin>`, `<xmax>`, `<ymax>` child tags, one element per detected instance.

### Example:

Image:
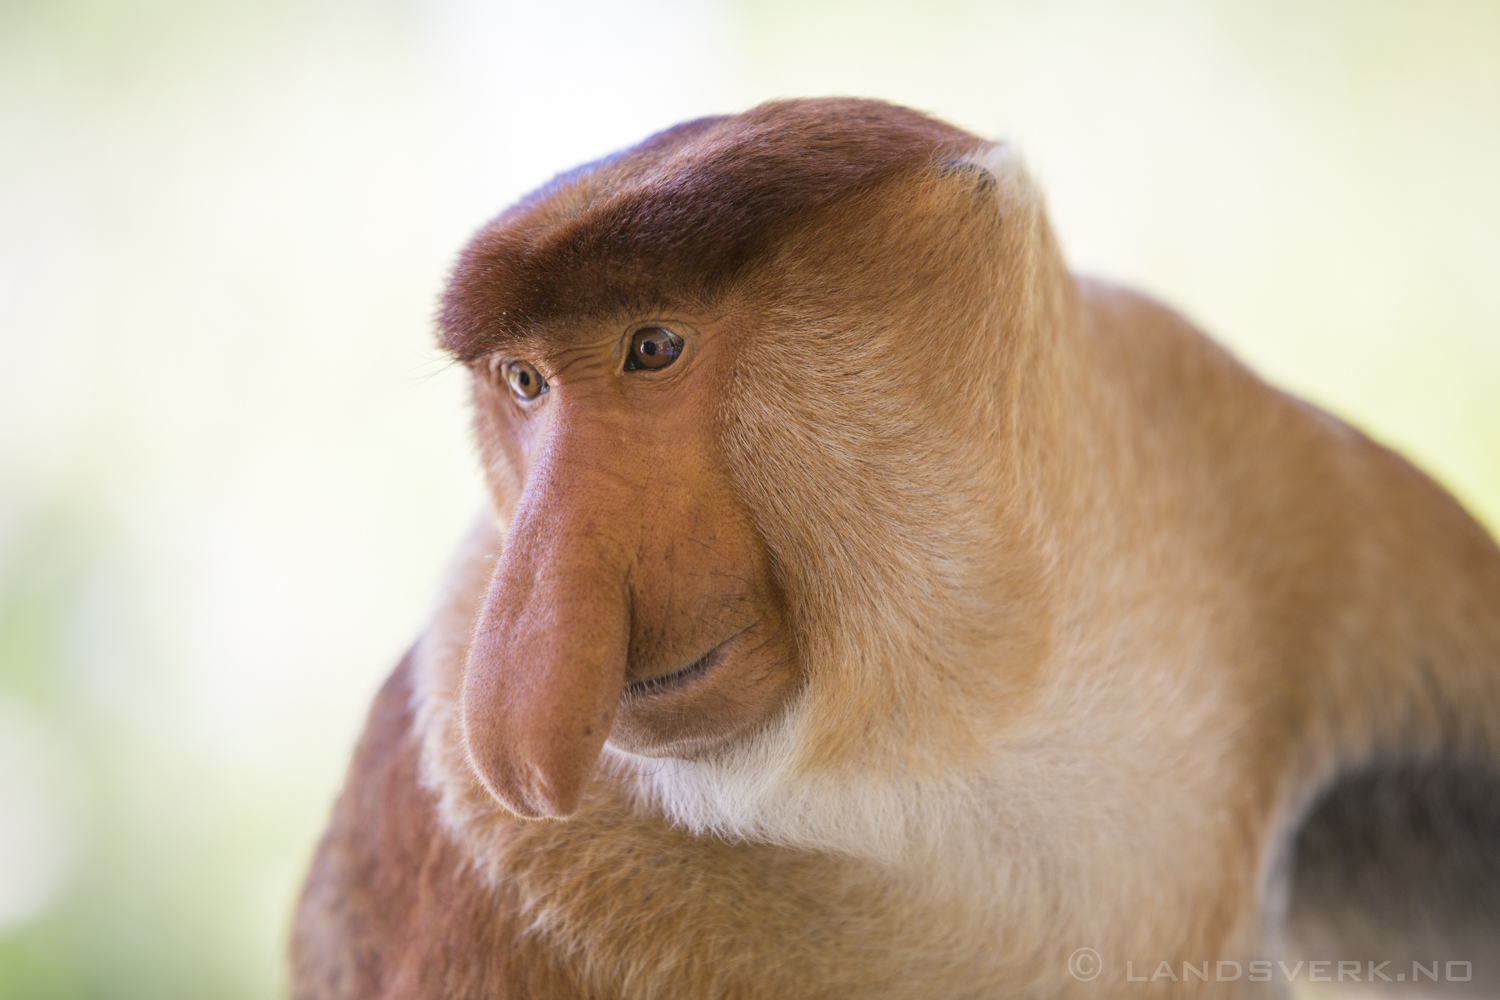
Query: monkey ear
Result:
<box><xmin>935</xmin><ymin>158</ymin><xmax>998</xmax><ymax>199</ymax></box>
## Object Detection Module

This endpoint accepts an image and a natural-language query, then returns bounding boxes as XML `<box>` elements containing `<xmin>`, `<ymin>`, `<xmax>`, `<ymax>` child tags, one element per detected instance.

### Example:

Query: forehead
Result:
<box><xmin>437</xmin><ymin>98</ymin><xmax>982</xmax><ymax>364</ymax></box>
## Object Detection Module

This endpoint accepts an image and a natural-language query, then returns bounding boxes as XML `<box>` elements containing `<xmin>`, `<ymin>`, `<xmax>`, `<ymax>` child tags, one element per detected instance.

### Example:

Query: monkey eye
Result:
<box><xmin>624</xmin><ymin>327</ymin><xmax>682</xmax><ymax>371</ymax></box>
<box><xmin>501</xmin><ymin>360</ymin><xmax>548</xmax><ymax>401</ymax></box>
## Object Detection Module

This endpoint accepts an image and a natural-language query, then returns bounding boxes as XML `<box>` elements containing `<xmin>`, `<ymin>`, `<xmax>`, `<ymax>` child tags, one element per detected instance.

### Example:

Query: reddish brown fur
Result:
<box><xmin>290</xmin><ymin>653</ymin><xmax>586</xmax><ymax>998</ymax></box>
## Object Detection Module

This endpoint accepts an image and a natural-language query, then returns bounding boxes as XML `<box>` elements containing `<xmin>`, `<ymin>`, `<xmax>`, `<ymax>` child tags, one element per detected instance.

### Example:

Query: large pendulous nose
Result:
<box><xmin>459</xmin><ymin>462</ymin><xmax>634</xmax><ymax>819</ymax></box>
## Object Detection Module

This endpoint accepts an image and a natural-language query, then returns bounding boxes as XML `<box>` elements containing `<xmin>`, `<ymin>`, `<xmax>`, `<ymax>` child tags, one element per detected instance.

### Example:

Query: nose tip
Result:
<box><xmin>459</xmin><ymin>534</ymin><xmax>630</xmax><ymax>821</ymax></box>
<box><xmin>462</xmin><ymin>730</ymin><xmax>591</xmax><ymax>820</ymax></box>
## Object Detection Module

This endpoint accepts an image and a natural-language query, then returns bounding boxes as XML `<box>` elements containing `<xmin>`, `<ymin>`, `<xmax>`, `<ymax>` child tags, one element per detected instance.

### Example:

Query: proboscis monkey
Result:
<box><xmin>290</xmin><ymin>99</ymin><xmax>1500</xmax><ymax>999</ymax></box>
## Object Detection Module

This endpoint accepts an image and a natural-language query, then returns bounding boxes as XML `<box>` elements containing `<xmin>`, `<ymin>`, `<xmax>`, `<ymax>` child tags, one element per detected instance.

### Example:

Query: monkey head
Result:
<box><xmin>439</xmin><ymin>100</ymin><xmax>1059</xmax><ymax>825</ymax></box>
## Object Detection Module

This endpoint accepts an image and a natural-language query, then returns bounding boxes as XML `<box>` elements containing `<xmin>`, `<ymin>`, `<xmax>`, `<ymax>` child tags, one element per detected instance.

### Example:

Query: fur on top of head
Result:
<box><xmin>438</xmin><ymin>98</ymin><xmax>987</xmax><ymax>362</ymax></box>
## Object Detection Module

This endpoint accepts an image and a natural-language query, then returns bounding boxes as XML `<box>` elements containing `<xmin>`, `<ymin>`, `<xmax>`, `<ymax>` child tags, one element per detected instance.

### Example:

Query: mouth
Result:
<box><xmin>622</xmin><ymin>629</ymin><xmax>745</xmax><ymax>699</ymax></box>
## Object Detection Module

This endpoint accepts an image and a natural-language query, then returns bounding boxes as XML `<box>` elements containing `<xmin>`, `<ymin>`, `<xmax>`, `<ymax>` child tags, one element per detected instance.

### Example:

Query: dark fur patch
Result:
<box><xmin>1287</xmin><ymin>760</ymin><xmax>1500</xmax><ymax>988</ymax></box>
<box><xmin>438</xmin><ymin>98</ymin><xmax>982</xmax><ymax>362</ymax></box>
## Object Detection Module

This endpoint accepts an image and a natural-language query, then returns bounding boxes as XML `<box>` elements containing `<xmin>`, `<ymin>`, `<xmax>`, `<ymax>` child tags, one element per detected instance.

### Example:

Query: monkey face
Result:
<box><xmin>459</xmin><ymin>314</ymin><xmax>802</xmax><ymax>819</ymax></box>
<box><xmin>436</xmin><ymin>101</ymin><xmax>1048</xmax><ymax>823</ymax></box>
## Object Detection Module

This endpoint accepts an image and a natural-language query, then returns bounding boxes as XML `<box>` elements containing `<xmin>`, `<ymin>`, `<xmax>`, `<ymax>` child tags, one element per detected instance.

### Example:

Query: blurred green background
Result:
<box><xmin>0</xmin><ymin>0</ymin><xmax>1496</xmax><ymax>996</ymax></box>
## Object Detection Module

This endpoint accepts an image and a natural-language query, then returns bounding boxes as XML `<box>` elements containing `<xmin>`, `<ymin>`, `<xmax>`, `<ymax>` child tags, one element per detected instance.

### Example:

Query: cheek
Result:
<box><xmin>473</xmin><ymin>388</ymin><xmax>550</xmax><ymax>520</ymax></box>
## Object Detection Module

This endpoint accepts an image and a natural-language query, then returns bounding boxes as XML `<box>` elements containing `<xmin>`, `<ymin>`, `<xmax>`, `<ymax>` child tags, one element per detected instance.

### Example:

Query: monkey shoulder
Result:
<box><xmin>288</xmin><ymin>650</ymin><xmax>585</xmax><ymax>1000</ymax></box>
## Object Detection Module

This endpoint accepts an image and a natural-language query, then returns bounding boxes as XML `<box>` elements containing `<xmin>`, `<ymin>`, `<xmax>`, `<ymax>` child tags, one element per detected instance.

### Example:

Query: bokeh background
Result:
<box><xmin>1</xmin><ymin>0</ymin><xmax>1497</xmax><ymax>996</ymax></box>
